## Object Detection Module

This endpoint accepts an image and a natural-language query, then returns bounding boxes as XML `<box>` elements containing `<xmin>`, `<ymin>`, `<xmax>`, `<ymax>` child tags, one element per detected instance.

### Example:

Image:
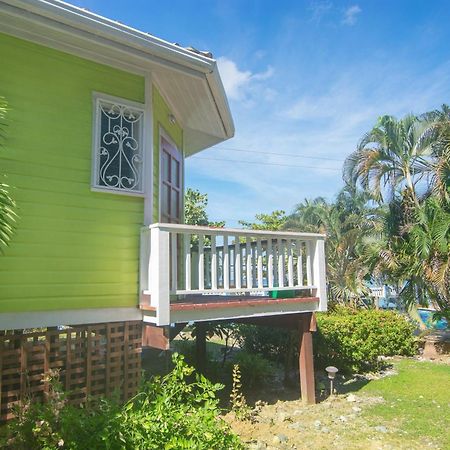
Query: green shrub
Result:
<box><xmin>315</xmin><ymin>308</ymin><xmax>418</xmax><ymax>372</ymax></box>
<box><xmin>238</xmin><ymin>324</ymin><xmax>291</xmax><ymax>364</ymax></box>
<box><xmin>238</xmin><ymin>309</ymin><xmax>417</xmax><ymax>374</ymax></box>
<box><xmin>228</xmin><ymin>352</ymin><xmax>276</xmax><ymax>389</ymax></box>
<box><xmin>2</xmin><ymin>354</ymin><xmax>243</xmax><ymax>450</ymax></box>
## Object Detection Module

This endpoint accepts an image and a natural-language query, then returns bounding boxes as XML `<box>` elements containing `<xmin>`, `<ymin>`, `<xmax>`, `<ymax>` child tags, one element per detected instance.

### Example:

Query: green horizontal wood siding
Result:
<box><xmin>0</xmin><ymin>33</ymin><xmax>145</xmax><ymax>313</ymax></box>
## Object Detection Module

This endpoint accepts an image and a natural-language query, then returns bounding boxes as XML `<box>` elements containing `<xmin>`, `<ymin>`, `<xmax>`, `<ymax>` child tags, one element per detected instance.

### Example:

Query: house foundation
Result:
<box><xmin>0</xmin><ymin>321</ymin><xmax>141</xmax><ymax>421</ymax></box>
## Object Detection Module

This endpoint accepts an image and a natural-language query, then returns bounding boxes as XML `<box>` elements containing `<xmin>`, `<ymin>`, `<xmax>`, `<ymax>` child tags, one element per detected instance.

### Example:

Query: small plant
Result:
<box><xmin>229</xmin><ymin>364</ymin><xmax>251</xmax><ymax>421</ymax></box>
<box><xmin>2</xmin><ymin>354</ymin><xmax>243</xmax><ymax>450</ymax></box>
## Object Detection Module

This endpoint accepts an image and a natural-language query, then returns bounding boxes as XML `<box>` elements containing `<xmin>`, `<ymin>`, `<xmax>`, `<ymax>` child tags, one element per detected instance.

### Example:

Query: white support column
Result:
<box><xmin>312</xmin><ymin>238</ymin><xmax>327</xmax><ymax>311</ymax></box>
<box><xmin>150</xmin><ymin>227</ymin><xmax>170</xmax><ymax>326</ymax></box>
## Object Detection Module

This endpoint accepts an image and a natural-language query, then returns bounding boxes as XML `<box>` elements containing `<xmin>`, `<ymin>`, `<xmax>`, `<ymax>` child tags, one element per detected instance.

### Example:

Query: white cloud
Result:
<box><xmin>217</xmin><ymin>56</ymin><xmax>274</xmax><ymax>102</ymax></box>
<box><xmin>342</xmin><ymin>5</ymin><xmax>362</xmax><ymax>25</ymax></box>
<box><xmin>309</xmin><ymin>1</ymin><xmax>333</xmax><ymax>23</ymax></box>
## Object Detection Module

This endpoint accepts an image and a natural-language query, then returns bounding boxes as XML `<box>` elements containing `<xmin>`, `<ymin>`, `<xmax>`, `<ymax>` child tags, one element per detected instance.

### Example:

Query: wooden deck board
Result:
<box><xmin>170</xmin><ymin>295</ymin><xmax>319</xmax><ymax>311</ymax></box>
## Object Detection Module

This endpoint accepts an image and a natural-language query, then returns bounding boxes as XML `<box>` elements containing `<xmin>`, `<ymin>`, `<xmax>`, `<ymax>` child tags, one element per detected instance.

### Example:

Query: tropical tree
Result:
<box><xmin>285</xmin><ymin>188</ymin><xmax>377</xmax><ymax>307</ymax></box>
<box><xmin>420</xmin><ymin>104</ymin><xmax>450</xmax><ymax>203</ymax></box>
<box><xmin>343</xmin><ymin>114</ymin><xmax>432</xmax><ymax>205</ymax></box>
<box><xmin>345</xmin><ymin>109</ymin><xmax>450</xmax><ymax>319</ymax></box>
<box><xmin>238</xmin><ymin>210</ymin><xmax>287</xmax><ymax>231</ymax></box>
<box><xmin>0</xmin><ymin>97</ymin><xmax>16</xmax><ymax>252</ymax></box>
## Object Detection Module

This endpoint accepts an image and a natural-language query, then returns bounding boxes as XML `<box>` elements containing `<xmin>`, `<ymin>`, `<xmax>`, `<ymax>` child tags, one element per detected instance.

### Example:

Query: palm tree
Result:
<box><xmin>343</xmin><ymin>114</ymin><xmax>432</xmax><ymax>205</ymax></box>
<box><xmin>286</xmin><ymin>190</ymin><xmax>376</xmax><ymax>307</ymax></box>
<box><xmin>420</xmin><ymin>104</ymin><xmax>450</xmax><ymax>203</ymax></box>
<box><xmin>0</xmin><ymin>98</ymin><xmax>16</xmax><ymax>252</ymax></box>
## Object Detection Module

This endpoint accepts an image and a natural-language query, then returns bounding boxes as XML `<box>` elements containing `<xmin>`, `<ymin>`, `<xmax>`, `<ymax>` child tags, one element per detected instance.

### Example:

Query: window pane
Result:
<box><xmin>96</xmin><ymin>99</ymin><xmax>144</xmax><ymax>192</ymax></box>
<box><xmin>162</xmin><ymin>151</ymin><xmax>170</xmax><ymax>183</ymax></box>
<box><xmin>162</xmin><ymin>183</ymin><xmax>170</xmax><ymax>217</ymax></box>
<box><xmin>171</xmin><ymin>158</ymin><xmax>180</xmax><ymax>187</ymax></box>
<box><xmin>171</xmin><ymin>189</ymin><xmax>179</xmax><ymax>219</ymax></box>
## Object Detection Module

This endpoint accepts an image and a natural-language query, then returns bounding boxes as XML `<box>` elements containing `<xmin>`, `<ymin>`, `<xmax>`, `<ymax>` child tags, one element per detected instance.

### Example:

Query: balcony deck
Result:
<box><xmin>141</xmin><ymin>294</ymin><xmax>320</xmax><ymax>323</ymax></box>
<box><xmin>140</xmin><ymin>223</ymin><xmax>327</xmax><ymax>326</ymax></box>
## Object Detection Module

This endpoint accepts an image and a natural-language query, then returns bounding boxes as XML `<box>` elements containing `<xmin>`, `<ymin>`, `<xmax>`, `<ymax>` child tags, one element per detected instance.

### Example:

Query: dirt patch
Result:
<box><xmin>224</xmin><ymin>392</ymin><xmax>440</xmax><ymax>450</ymax></box>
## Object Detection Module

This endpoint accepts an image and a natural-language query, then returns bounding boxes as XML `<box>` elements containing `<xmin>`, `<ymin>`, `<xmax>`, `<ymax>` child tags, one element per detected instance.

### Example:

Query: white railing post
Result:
<box><xmin>150</xmin><ymin>226</ymin><xmax>171</xmax><ymax>326</ymax></box>
<box><xmin>311</xmin><ymin>238</ymin><xmax>327</xmax><ymax>311</ymax></box>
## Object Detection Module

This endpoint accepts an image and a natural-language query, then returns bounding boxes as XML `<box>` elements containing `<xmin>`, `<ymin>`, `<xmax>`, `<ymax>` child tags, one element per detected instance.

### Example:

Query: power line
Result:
<box><xmin>212</xmin><ymin>145</ymin><xmax>345</xmax><ymax>162</ymax></box>
<box><xmin>190</xmin><ymin>156</ymin><xmax>342</xmax><ymax>171</ymax></box>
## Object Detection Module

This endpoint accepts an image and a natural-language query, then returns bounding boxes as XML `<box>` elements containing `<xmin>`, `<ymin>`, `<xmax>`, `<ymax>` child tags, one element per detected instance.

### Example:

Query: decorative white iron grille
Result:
<box><xmin>95</xmin><ymin>98</ymin><xmax>144</xmax><ymax>193</ymax></box>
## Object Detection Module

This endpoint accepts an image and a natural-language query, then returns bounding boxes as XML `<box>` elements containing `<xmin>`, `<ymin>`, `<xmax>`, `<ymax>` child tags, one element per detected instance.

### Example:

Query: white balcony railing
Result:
<box><xmin>141</xmin><ymin>223</ymin><xmax>327</xmax><ymax>325</ymax></box>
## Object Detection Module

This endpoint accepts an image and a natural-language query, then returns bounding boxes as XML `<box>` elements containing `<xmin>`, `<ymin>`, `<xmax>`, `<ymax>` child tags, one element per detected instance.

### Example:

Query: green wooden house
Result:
<box><xmin>0</xmin><ymin>0</ymin><xmax>327</xmax><ymax>408</ymax></box>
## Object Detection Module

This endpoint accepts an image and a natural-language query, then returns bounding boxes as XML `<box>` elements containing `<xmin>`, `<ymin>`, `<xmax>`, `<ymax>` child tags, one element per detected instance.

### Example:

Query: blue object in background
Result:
<box><xmin>417</xmin><ymin>308</ymin><xmax>448</xmax><ymax>330</ymax></box>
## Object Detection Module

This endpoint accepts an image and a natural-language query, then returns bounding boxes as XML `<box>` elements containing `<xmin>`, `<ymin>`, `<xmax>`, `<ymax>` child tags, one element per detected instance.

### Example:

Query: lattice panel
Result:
<box><xmin>0</xmin><ymin>322</ymin><xmax>142</xmax><ymax>421</ymax></box>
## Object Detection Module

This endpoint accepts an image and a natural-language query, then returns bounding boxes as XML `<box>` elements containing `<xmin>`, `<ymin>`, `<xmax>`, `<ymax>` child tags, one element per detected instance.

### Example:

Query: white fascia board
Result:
<box><xmin>3</xmin><ymin>0</ymin><xmax>214</xmax><ymax>73</ymax></box>
<box><xmin>0</xmin><ymin>308</ymin><xmax>143</xmax><ymax>330</ymax></box>
<box><xmin>205</xmin><ymin>68</ymin><xmax>235</xmax><ymax>140</ymax></box>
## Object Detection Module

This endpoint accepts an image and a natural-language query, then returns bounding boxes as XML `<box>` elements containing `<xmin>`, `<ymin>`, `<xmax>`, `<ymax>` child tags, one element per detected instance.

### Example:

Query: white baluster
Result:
<box><xmin>184</xmin><ymin>234</ymin><xmax>191</xmax><ymax>292</ymax></box>
<box><xmin>257</xmin><ymin>238</ymin><xmax>263</xmax><ymax>289</ymax></box>
<box><xmin>223</xmin><ymin>235</ymin><xmax>229</xmax><ymax>290</ymax></box>
<box><xmin>306</xmin><ymin>240</ymin><xmax>313</xmax><ymax>286</ymax></box>
<box><xmin>235</xmin><ymin>236</ymin><xmax>241</xmax><ymax>289</ymax></box>
<box><xmin>278</xmin><ymin>238</ymin><xmax>285</xmax><ymax>288</ymax></box>
<box><xmin>198</xmin><ymin>234</ymin><xmax>204</xmax><ymax>290</ymax></box>
<box><xmin>267</xmin><ymin>238</ymin><xmax>274</xmax><ymax>288</ymax></box>
<box><xmin>246</xmin><ymin>237</ymin><xmax>252</xmax><ymax>288</ymax></box>
<box><xmin>205</xmin><ymin>244</ymin><xmax>211</xmax><ymax>289</ymax></box>
<box><xmin>211</xmin><ymin>235</ymin><xmax>217</xmax><ymax>290</ymax></box>
<box><xmin>170</xmin><ymin>232</ymin><xmax>178</xmax><ymax>293</ymax></box>
<box><xmin>296</xmin><ymin>240</ymin><xmax>303</xmax><ymax>287</ymax></box>
<box><xmin>288</xmin><ymin>239</ymin><xmax>294</xmax><ymax>287</ymax></box>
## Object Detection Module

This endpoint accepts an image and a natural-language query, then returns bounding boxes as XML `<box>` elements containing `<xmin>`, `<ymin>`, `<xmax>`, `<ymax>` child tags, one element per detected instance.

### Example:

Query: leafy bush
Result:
<box><xmin>2</xmin><ymin>354</ymin><xmax>243</xmax><ymax>450</ymax></box>
<box><xmin>228</xmin><ymin>352</ymin><xmax>276</xmax><ymax>389</ymax></box>
<box><xmin>315</xmin><ymin>308</ymin><xmax>418</xmax><ymax>372</ymax></box>
<box><xmin>238</xmin><ymin>309</ymin><xmax>417</xmax><ymax>374</ymax></box>
<box><xmin>238</xmin><ymin>324</ymin><xmax>291</xmax><ymax>364</ymax></box>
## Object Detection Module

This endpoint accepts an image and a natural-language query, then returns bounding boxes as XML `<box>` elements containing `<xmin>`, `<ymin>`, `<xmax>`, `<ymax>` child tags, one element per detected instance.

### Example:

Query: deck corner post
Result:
<box><xmin>150</xmin><ymin>226</ymin><xmax>171</xmax><ymax>326</ymax></box>
<box><xmin>299</xmin><ymin>312</ymin><xmax>316</xmax><ymax>404</ymax></box>
<box><xmin>195</xmin><ymin>322</ymin><xmax>207</xmax><ymax>373</ymax></box>
<box><xmin>312</xmin><ymin>238</ymin><xmax>327</xmax><ymax>311</ymax></box>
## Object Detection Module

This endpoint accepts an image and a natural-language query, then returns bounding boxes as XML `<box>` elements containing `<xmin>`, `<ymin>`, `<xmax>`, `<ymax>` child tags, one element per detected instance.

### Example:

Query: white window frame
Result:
<box><xmin>91</xmin><ymin>92</ymin><xmax>146</xmax><ymax>197</ymax></box>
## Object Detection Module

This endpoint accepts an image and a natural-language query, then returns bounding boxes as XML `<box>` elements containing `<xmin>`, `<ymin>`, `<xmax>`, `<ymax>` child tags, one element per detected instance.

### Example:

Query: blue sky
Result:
<box><xmin>74</xmin><ymin>0</ymin><xmax>450</xmax><ymax>225</ymax></box>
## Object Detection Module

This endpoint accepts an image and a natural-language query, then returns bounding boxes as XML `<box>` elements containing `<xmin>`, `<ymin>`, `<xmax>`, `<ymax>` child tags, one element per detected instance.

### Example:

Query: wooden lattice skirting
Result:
<box><xmin>0</xmin><ymin>321</ymin><xmax>142</xmax><ymax>421</ymax></box>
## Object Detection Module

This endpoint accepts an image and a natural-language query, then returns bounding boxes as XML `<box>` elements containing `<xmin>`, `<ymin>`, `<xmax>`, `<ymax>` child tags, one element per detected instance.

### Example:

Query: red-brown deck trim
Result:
<box><xmin>170</xmin><ymin>296</ymin><xmax>319</xmax><ymax>311</ymax></box>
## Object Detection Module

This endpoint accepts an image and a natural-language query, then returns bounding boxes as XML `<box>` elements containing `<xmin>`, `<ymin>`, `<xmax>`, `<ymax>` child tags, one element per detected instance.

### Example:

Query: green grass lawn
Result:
<box><xmin>359</xmin><ymin>359</ymin><xmax>450</xmax><ymax>449</ymax></box>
